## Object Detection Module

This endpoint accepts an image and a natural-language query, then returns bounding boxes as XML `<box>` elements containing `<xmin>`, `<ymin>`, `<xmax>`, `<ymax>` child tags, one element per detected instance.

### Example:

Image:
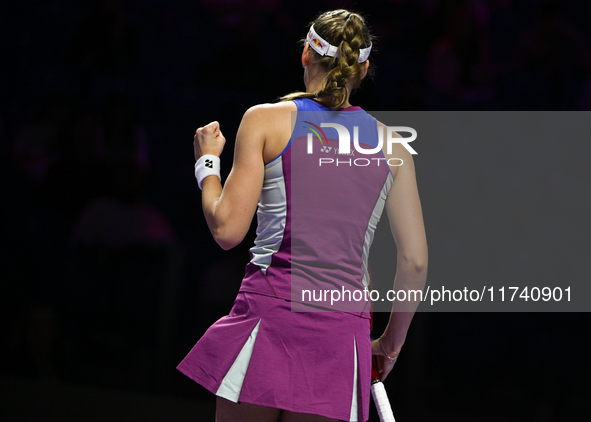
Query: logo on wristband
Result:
<box><xmin>205</xmin><ymin>159</ymin><xmax>213</xmax><ymax>168</ymax></box>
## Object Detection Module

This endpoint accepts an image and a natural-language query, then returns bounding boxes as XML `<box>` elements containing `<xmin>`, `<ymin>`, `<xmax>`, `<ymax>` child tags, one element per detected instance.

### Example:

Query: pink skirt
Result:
<box><xmin>177</xmin><ymin>292</ymin><xmax>371</xmax><ymax>421</ymax></box>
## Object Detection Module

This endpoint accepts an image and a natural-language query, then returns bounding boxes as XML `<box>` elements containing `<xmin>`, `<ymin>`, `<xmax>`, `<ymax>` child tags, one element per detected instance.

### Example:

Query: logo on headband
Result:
<box><xmin>306</xmin><ymin>24</ymin><xmax>371</xmax><ymax>62</ymax></box>
<box><xmin>307</xmin><ymin>30</ymin><xmax>324</xmax><ymax>49</ymax></box>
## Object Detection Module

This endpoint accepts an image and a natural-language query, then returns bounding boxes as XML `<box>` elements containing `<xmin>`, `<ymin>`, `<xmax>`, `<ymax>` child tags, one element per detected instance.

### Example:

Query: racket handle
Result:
<box><xmin>371</xmin><ymin>356</ymin><xmax>396</xmax><ymax>422</ymax></box>
<box><xmin>371</xmin><ymin>381</ymin><xmax>396</xmax><ymax>422</ymax></box>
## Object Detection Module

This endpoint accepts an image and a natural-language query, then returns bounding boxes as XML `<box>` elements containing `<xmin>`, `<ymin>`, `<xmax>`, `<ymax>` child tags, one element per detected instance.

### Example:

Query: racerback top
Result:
<box><xmin>238</xmin><ymin>98</ymin><xmax>394</xmax><ymax>316</ymax></box>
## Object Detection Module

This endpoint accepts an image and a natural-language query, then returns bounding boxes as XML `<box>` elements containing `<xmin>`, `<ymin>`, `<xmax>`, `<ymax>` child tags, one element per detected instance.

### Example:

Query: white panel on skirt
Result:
<box><xmin>349</xmin><ymin>336</ymin><xmax>358</xmax><ymax>422</ymax></box>
<box><xmin>216</xmin><ymin>319</ymin><xmax>262</xmax><ymax>402</ymax></box>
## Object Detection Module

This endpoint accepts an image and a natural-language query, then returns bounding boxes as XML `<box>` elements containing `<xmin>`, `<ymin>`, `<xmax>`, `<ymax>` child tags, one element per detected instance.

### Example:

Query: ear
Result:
<box><xmin>360</xmin><ymin>60</ymin><xmax>370</xmax><ymax>80</ymax></box>
<box><xmin>301</xmin><ymin>42</ymin><xmax>311</xmax><ymax>67</ymax></box>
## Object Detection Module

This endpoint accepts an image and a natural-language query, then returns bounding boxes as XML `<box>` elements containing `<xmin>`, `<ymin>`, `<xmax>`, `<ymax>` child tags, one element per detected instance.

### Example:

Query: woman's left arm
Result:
<box><xmin>194</xmin><ymin>106</ymin><xmax>268</xmax><ymax>250</ymax></box>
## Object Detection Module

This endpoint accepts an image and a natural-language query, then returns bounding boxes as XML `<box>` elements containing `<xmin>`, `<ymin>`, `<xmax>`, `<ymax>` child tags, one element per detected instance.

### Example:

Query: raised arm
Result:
<box><xmin>371</xmin><ymin>122</ymin><xmax>428</xmax><ymax>380</ymax></box>
<box><xmin>194</xmin><ymin>106</ymin><xmax>268</xmax><ymax>250</ymax></box>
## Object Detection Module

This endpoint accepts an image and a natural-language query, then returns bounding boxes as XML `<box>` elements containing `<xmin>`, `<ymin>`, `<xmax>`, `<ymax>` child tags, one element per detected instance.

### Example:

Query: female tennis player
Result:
<box><xmin>178</xmin><ymin>9</ymin><xmax>428</xmax><ymax>422</ymax></box>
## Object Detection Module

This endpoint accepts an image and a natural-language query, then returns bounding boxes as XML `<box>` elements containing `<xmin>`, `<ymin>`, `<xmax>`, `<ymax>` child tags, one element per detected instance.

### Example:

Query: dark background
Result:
<box><xmin>1</xmin><ymin>0</ymin><xmax>590</xmax><ymax>421</ymax></box>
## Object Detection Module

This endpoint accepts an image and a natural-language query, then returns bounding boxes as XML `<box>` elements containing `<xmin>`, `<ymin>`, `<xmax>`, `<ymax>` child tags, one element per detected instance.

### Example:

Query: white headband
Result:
<box><xmin>306</xmin><ymin>24</ymin><xmax>372</xmax><ymax>63</ymax></box>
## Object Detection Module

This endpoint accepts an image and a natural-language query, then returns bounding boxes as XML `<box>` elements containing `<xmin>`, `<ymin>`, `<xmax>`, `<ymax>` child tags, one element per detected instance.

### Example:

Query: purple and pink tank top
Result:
<box><xmin>239</xmin><ymin>98</ymin><xmax>394</xmax><ymax>316</ymax></box>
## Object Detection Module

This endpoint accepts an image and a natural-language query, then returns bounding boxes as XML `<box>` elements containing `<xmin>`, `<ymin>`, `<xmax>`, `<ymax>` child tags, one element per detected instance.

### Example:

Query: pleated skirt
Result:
<box><xmin>177</xmin><ymin>292</ymin><xmax>371</xmax><ymax>421</ymax></box>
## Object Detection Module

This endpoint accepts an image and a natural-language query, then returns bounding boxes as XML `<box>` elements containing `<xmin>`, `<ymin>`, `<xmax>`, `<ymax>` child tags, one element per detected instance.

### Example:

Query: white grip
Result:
<box><xmin>371</xmin><ymin>381</ymin><xmax>395</xmax><ymax>422</ymax></box>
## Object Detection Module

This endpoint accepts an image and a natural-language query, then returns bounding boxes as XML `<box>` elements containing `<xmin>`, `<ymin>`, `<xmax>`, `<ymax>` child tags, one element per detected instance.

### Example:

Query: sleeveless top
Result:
<box><xmin>238</xmin><ymin>98</ymin><xmax>394</xmax><ymax>317</ymax></box>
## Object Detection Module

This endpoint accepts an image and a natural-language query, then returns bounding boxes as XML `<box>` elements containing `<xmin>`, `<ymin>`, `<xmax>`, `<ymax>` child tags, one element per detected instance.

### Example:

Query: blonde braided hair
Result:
<box><xmin>281</xmin><ymin>10</ymin><xmax>374</xmax><ymax>109</ymax></box>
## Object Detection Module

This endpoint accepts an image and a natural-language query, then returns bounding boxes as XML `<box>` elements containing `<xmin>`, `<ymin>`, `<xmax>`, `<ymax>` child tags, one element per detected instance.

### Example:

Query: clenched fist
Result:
<box><xmin>194</xmin><ymin>121</ymin><xmax>226</xmax><ymax>161</ymax></box>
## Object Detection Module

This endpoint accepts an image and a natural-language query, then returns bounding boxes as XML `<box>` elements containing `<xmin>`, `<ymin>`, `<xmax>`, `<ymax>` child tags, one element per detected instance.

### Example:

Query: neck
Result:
<box><xmin>305</xmin><ymin>67</ymin><xmax>353</xmax><ymax>109</ymax></box>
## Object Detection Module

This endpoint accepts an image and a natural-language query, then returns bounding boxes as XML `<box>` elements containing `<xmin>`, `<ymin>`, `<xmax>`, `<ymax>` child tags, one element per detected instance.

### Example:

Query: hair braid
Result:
<box><xmin>317</xmin><ymin>14</ymin><xmax>366</xmax><ymax>108</ymax></box>
<box><xmin>280</xmin><ymin>10</ymin><xmax>374</xmax><ymax>109</ymax></box>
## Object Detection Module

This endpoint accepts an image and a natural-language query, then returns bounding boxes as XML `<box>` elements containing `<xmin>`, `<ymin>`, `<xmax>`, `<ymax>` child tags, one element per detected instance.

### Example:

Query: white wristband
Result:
<box><xmin>195</xmin><ymin>154</ymin><xmax>221</xmax><ymax>189</ymax></box>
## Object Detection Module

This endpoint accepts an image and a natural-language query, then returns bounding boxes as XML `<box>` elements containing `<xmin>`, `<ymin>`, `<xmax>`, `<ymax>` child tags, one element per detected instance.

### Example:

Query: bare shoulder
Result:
<box><xmin>242</xmin><ymin>102</ymin><xmax>297</xmax><ymax>163</ymax></box>
<box><xmin>244</xmin><ymin>101</ymin><xmax>297</xmax><ymax>121</ymax></box>
<box><xmin>377</xmin><ymin>120</ymin><xmax>414</xmax><ymax>180</ymax></box>
<box><xmin>377</xmin><ymin>119</ymin><xmax>405</xmax><ymax>143</ymax></box>
<box><xmin>237</xmin><ymin>101</ymin><xmax>296</xmax><ymax>139</ymax></box>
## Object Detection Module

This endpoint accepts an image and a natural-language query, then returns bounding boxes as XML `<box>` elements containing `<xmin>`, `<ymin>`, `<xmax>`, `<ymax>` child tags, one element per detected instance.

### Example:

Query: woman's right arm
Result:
<box><xmin>195</xmin><ymin>102</ymin><xmax>295</xmax><ymax>250</ymax></box>
<box><xmin>195</xmin><ymin>106</ymin><xmax>268</xmax><ymax>250</ymax></box>
<box><xmin>371</xmin><ymin>123</ymin><xmax>428</xmax><ymax>381</ymax></box>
